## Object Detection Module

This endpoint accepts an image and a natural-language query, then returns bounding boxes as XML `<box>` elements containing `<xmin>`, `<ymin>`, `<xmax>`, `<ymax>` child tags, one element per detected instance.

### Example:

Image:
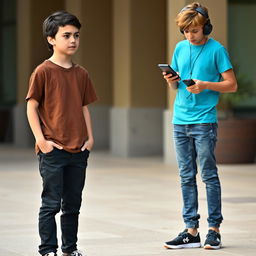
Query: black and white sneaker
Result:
<box><xmin>204</xmin><ymin>230</ymin><xmax>222</xmax><ymax>249</ymax></box>
<box><xmin>63</xmin><ymin>250</ymin><xmax>84</xmax><ymax>256</ymax></box>
<box><xmin>43</xmin><ymin>253</ymin><xmax>57</xmax><ymax>256</ymax></box>
<box><xmin>164</xmin><ymin>229</ymin><xmax>201</xmax><ymax>249</ymax></box>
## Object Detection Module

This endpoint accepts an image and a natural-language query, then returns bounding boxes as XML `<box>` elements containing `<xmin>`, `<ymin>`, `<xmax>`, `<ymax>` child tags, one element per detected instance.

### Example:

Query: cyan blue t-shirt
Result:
<box><xmin>171</xmin><ymin>38</ymin><xmax>232</xmax><ymax>124</ymax></box>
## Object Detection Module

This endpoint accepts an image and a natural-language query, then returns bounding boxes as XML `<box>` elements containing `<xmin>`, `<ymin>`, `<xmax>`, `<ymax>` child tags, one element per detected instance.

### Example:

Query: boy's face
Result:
<box><xmin>183</xmin><ymin>25</ymin><xmax>207</xmax><ymax>45</ymax></box>
<box><xmin>48</xmin><ymin>25</ymin><xmax>80</xmax><ymax>56</ymax></box>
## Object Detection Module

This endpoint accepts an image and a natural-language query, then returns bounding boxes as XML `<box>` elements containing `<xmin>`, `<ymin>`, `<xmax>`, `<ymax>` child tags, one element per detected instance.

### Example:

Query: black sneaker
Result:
<box><xmin>204</xmin><ymin>230</ymin><xmax>222</xmax><ymax>249</ymax></box>
<box><xmin>43</xmin><ymin>253</ymin><xmax>57</xmax><ymax>256</ymax></box>
<box><xmin>164</xmin><ymin>229</ymin><xmax>201</xmax><ymax>249</ymax></box>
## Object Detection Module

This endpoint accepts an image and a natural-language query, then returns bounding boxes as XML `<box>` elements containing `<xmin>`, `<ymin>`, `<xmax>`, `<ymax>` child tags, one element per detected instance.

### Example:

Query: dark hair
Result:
<box><xmin>43</xmin><ymin>11</ymin><xmax>82</xmax><ymax>51</ymax></box>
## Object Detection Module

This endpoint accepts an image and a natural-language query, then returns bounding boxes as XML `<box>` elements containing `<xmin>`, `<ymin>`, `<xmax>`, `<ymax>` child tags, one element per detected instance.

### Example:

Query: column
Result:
<box><xmin>111</xmin><ymin>0</ymin><xmax>166</xmax><ymax>157</ymax></box>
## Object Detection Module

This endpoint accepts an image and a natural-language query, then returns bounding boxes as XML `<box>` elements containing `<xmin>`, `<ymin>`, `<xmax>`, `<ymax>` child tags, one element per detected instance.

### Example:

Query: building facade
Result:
<box><xmin>0</xmin><ymin>0</ymin><xmax>255</xmax><ymax>162</ymax></box>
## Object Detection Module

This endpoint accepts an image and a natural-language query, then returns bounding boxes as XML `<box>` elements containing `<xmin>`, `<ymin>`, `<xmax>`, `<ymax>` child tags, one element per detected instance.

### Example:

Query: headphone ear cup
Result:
<box><xmin>203</xmin><ymin>21</ymin><xmax>213</xmax><ymax>35</ymax></box>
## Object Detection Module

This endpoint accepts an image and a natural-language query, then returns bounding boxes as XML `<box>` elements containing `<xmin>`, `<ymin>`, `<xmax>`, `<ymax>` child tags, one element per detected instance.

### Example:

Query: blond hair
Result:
<box><xmin>176</xmin><ymin>2</ymin><xmax>209</xmax><ymax>32</ymax></box>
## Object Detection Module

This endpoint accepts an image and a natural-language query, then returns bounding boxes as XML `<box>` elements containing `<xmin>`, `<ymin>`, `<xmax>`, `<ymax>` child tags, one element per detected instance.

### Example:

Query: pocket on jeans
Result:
<box><xmin>40</xmin><ymin>147</ymin><xmax>57</xmax><ymax>156</ymax></box>
<box><xmin>84</xmin><ymin>148</ymin><xmax>90</xmax><ymax>156</ymax></box>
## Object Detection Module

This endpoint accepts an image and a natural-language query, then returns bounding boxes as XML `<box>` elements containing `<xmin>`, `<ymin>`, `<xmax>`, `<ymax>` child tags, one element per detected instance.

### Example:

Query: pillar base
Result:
<box><xmin>13</xmin><ymin>103</ymin><xmax>34</xmax><ymax>147</ymax></box>
<box><xmin>89</xmin><ymin>105</ymin><xmax>110</xmax><ymax>150</ymax></box>
<box><xmin>110</xmin><ymin>107</ymin><xmax>163</xmax><ymax>157</ymax></box>
<box><xmin>163</xmin><ymin>109</ymin><xmax>177</xmax><ymax>164</ymax></box>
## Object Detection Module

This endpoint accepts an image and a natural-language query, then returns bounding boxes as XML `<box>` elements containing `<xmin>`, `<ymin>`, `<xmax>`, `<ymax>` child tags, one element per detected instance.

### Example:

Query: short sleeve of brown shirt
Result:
<box><xmin>26</xmin><ymin>60</ymin><xmax>98</xmax><ymax>153</ymax></box>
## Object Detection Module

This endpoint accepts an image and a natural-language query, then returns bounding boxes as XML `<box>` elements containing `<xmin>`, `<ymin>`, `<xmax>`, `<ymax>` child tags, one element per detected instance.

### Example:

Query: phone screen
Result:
<box><xmin>158</xmin><ymin>64</ymin><xmax>180</xmax><ymax>79</ymax></box>
<box><xmin>183</xmin><ymin>79</ymin><xmax>195</xmax><ymax>87</ymax></box>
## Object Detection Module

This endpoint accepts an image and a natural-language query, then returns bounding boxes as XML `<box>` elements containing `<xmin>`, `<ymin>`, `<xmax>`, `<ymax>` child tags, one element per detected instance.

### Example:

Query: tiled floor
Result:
<box><xmin>0</xmin><ymin>145</ymin><xmax>255</xmax><ymax>256</ymax></box>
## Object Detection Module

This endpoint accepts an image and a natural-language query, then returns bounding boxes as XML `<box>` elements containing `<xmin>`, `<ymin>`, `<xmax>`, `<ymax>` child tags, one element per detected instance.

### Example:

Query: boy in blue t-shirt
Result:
<box><xmin>162</xmin><ymin>2</ymin><xmax>237</xmax><ymax>250</ymax></box>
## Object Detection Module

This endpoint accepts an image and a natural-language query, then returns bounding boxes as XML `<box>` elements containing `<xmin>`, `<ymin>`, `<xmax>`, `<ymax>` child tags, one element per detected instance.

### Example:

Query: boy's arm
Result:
<box><xmin>188</xmin><ymin>69</ymin><xmax>238</xmax><ymax>94</ymax></box>
<box><xmin>207</xmin><ymin>69</ymin><xmax>237</xmax><ymax>93</ymax></box>
<box><xmin>81</xmin><ymin>105</ymin><xmax>94</xmax><ymax>151</ymax></box>
<box><xmin>27</xmin><ymin>99</ymin><xmax>63</xmax><ymax>153</ymax></box>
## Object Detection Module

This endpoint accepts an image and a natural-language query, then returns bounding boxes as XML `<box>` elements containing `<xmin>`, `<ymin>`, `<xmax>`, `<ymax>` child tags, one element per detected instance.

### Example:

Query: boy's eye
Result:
<box><xmin>63</xmin><ymin>33</ymin><xmax>79</xmax><ymax>39</ymax></box>
<box><xmin>184</xmin><ymin>29</ymin><xmax>199</xmax><ymax>34</ymax></box>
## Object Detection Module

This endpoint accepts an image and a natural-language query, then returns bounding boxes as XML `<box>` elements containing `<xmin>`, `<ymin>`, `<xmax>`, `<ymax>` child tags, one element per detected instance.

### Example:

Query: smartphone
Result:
<box><xmin>183</xmin><ymin>79</ymin><xmax>195</xmax><ymax>87</ymax></box>
<box><xmin>158</xmin><ymin>64</ymin><xmax>180</xmax><ymax>79</ymax></box>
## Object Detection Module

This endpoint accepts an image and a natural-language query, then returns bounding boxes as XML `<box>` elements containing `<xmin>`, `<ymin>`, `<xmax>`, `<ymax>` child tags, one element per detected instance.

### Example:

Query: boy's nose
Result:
<box><xmin>70</xmin><ymin>35</ymin><xmax>77</xmax><ymax>42</ymax></box>
<box><xmin>188</xmin><ymin>35</ymin><xmax>194</xmax><ymax>40</ymax></box>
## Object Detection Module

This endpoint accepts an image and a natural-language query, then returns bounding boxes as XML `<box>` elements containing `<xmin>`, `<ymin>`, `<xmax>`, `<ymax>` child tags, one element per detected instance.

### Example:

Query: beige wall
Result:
<box><xmin>113</xmin><ymin>0</ymin><xmax>131</xmax><ymax>107</ymax></box>
<box><xmin>83</xmin><ymin>0</ymin><xmax>113</xmax><ymax>106</ymax></box>
<box><xmin>130</xmin><ymin>0</ymin><xmax>166</xmax><ymax>108</ymax></box>
<box><xmin>113</xmin><ymin>0</ymin><xmax>166</xmax><ymax>108</ymax></box>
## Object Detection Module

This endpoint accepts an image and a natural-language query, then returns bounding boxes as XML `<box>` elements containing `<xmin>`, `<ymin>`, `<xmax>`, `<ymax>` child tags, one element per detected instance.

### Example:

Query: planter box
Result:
<box><xmin>215</xmin><ymin>119</ymin><xmax>256</xmax><ymax>164</ymax></box>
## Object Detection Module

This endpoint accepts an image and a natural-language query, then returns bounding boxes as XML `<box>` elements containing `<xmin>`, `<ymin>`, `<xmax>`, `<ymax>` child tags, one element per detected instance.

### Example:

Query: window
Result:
<box><xmin>0</xmin><ymin>0</ymin><xmax>16</xmax><ymax>106</ymax></box>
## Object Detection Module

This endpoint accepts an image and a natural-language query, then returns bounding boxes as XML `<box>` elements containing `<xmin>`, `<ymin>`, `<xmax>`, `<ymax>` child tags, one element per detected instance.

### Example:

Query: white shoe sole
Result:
<box><xmin>164</xmin><ymin>242</ymin><xmax>201</xmax><ymax>249</ymax></box>
<box><xmin>204</xmin><ymin>243</ymin><xmax>221</xmax><ymax>249</ymax></box>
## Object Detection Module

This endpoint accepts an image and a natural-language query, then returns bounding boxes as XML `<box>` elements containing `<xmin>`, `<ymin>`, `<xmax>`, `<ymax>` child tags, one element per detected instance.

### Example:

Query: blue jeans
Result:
<box><xmin>173</xmin><ymin>123</ymin><xmax>223</xmax><ymax>228</ymax></box>
<box><xmin>38</xmin><ymin>148</ymin><xmax>89</xmax><ymax>255</ymax></box>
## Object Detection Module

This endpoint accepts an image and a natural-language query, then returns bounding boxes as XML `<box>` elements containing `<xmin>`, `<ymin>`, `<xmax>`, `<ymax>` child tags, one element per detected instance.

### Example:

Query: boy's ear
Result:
<box><xmin>47</xmin><ymin>36</ymin><xmax>55</xmax><ymax>46</ymax></box>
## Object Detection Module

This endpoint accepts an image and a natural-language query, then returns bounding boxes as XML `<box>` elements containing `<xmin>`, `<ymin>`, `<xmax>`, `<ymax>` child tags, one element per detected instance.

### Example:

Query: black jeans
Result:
<box><xmin>38</xmin><ymin>148</ymin><xmax>89</xmax><ymax>255</ymax></box>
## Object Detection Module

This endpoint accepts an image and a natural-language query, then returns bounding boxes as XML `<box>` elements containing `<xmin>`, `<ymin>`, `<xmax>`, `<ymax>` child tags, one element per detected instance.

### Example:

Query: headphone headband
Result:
<box><xmin>194</xmin><ymin>7</ymin><xmax>209</xmax><ymax>19</ymax></box>
<box><xmin>180</xmin><ymin>6</ymin><xmax>209</xmax><ymax>19</ymax></box>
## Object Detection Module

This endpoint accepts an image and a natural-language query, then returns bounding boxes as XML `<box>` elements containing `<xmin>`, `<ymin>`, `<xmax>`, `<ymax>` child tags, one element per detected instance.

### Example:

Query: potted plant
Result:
<box><xmin>216</xmin><ymin>72</ymin><xmax>256</xmax><ymax>164</ymax></box>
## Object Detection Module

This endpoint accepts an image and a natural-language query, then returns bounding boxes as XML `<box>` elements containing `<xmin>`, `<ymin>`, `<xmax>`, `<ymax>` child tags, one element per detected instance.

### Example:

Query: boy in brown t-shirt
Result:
<box><xmin>26</xmin><ymin>11</ymin><xmax>97</xmax><ymax>256</ymax></box>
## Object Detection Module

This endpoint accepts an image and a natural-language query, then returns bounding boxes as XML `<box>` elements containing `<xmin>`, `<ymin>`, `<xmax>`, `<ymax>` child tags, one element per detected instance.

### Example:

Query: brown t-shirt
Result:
<box><xmin>26</xmin><ymin>60</ymin><xmax>97</xmax><ymax>153</ymax></box>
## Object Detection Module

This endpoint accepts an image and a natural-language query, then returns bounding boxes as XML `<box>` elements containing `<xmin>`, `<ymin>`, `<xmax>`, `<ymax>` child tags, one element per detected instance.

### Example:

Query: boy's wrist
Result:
<box><xmin>206</xmin><ymin>81</ymin><xmax>209</xmax><ymax>89</ymax></box>
<box><xmin>202</xmin><ymin>81</ymin><xmax>208</xmax><ymax>90</ymax></box>
<box><xmin>87</xmin><ymin>137</ymin><xmax>94</xmax><ymax>144</ymax></box>
<box><xmin>36</xmin><ymin>136</ymin><xmax>46</xmax><ymax>144</ymax></box>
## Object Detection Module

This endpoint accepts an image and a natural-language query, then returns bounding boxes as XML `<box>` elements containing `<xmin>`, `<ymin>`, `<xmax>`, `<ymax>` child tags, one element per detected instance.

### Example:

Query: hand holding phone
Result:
<box><xmin>183</xmin><ymin>79</ymin><xmax>195</xmax><ymax>87</ymax></box>
<box><xmin>158</xmin><ymin>64</ymin><xmax>180</xmax><ymax>79</ymax></box>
